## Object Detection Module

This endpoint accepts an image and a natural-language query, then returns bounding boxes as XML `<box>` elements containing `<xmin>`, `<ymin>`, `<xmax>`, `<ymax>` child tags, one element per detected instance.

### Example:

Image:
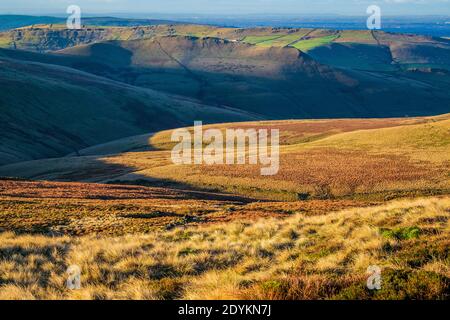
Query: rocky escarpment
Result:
<box><xmin>0</xmin><ymin>26</ymin><xmax>179</xmax><ymax>52</ymax></box>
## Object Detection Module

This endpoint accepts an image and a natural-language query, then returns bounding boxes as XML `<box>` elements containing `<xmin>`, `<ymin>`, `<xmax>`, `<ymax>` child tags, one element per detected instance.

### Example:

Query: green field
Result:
<box><xmin>291</xmin><ymin>35</ymin><xmax>339</xmax><ymax>52</ymax></box>
<box><xmin>335</xmin><ymin>30</ymin><xmax>376</xmax><ymax>43</ymax></box>
<box><xmin>242</xmin><ymin>35</ymin><xmax>285</xmax><ymax>45</ymax></box>
<box><xmin>0</xmin><ymin>34</ymin><xmax>11</xmax><ymax>47</ymax></box>
<box><xmin>256</xmin><ymin>33</ymin><xmax>304</xmax><ymax>47</ymax></box>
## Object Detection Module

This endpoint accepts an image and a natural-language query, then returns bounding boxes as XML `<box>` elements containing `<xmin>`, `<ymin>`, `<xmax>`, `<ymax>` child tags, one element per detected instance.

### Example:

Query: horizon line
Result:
<box><xmin>2</xmin><ymin>12</ymin><xmax>450</xmax><ymax>18</ymax></box>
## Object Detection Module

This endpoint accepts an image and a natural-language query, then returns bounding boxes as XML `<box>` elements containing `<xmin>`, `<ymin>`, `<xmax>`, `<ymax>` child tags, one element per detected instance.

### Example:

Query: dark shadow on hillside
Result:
<box><xmin>106</xmin><ymin>176</ymin><xmax>261</xmax><ymax>203</ymax></box>
<box><xmin>0</xmin><ymin>154</ymin><xmax>260</xmax><ymax>203</ymax></box>
<box><xmin>3</xmin><ymin>40</ymin><xmax>450</xmax><ymax>119</ymax></box>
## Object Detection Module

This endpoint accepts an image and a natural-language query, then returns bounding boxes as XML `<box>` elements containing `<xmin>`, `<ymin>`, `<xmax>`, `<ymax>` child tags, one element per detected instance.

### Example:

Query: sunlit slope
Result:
<box><xmin>0</xmin><ymin>56</ymin><xmax>257</xmax><ymax>165</ymax></box>
<box><xmin>308</xmin><ymin>118</ymin><xmax>450</xmax><ymax>157</ymax></box>
<box><xmin>2</xmin><ymin>24</ymin><xmax>449</xmax><ymax>71</ymax></box>
<box><xmin>0</xmin><ymin>192</ymin><xmax>448</xmax><ymax>299</ymax></box>
<box><xmin>2</xmin><ymin>115</ymin><xmax>448</xmax><ymax>200</ymax></box>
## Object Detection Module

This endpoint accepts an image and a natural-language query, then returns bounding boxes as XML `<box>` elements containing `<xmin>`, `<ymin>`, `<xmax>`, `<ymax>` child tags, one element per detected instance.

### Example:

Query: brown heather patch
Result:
<box><xmin>0</xmin><ymin>179</ymin><xmax>199</xmax><ymax>200</ymax></box>
<box><xmin>2</xmin><ymin>115</ymin><xmax>448</xmax><ymax>202</ymax></box>
<box><xmin>0</xmin><ymin>180</ymin><xmax>371</xmax><ymax>236</ymax></box>
<box><xmin>197</xmin><ymin>148</ymin><xmax>448</xmax><ymax>198</ymax></box>
<box><xmin>151</xmin><ymin>117</ymin><xmax>425</xmax><ymax>149</ymax></box>
<box><xmin>205</xmin><ymin>200</ymin><xmax>378</xmax><ymax>224</ymax></box>
<box><xmin>219</xmin><ymin>118</ymin><xmax>425</xmax><ymax>144</ymax></box>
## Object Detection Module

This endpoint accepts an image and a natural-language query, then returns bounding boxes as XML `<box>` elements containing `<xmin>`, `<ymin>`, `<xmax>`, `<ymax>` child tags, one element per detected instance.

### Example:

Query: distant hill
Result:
<box><xmin>0</xmin><ymin>15</ymin><xmax>183</xmax><ymax>32</ymax></box>
<box><xmin>0</xmin><ymin>15</ymin><xmax>63</xmax><ymax>31</ymax></box>
<box><xmin>1</xmin><ymin>24</ymin><xmax>449</xmax><ymax>72</ymax></box>
<box><xmin>1</xmin><ymin>34</ymin><xmax>450</xmax><ymax>121</ymax></box>
<box><xmin>0</xmin><ymin>24</ymin><xmax>449</xmax><ymax>165</ymax></box>
<box><xmin>53</xmin><ymin>36</ymin><xmax>450</xmax><ymax>118</ymax></box>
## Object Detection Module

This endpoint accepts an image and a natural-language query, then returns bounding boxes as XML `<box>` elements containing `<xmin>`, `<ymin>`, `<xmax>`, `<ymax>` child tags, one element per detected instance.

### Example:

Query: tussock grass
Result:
<box><xmin>0</xmin><ymin>197</ymin><xmax>448</xmax><ymax>300</ymax></box>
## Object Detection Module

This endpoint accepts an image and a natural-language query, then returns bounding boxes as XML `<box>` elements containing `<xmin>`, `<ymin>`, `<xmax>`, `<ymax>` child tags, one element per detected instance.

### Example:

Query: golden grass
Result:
<box><xmin>307</xmin><ymin>118</ymin><xmax>450</xmax><ymax>163</ymax></box>
<box><xmin>103</xmin><ymin>115</ymin><xmax>450</xmax><ymax>200</ymax></box>
<box><xmin>0</xmin><ymin>196</ymin><xmax>448</xmax><ymax>300</ymax></box>
<box><xmin>1</xmin><ymin>115</ymin><xmax>448</xmax><ymax>201</ymax></box>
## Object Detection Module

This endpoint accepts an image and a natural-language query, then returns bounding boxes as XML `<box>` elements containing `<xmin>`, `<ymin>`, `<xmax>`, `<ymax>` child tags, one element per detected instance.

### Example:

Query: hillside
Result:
<box><xmin>2</xmin><ymin>24</ymin><xmax>449</xmax><ymax>72</ymax></box>
<box><xmin>0</xmin><ymin>182</ymin><xmax>448</xmax><ymax>299</ymax></box>
<box><xmin>0</xmin><ymin>15</ymin><xmax>63</xmax><ymax>31</ymax></box>
<box><xmin>0</xmin><ymin>55</ymin><xmax>257</xmax><ymax>166</ymax></box>
<box><xmin>2</xmin><ymin>35</ymin><xmax>450</xmax><ymax>120</ymax></box>
<box><xmin>0</xmin><ymin>115</ymin><xmax>448</xmax><ymax>300</ymax></box>
<box><xmin>1</xmin><ymin>24</ymin><xmax>449</xmax><ymax>122</ymax></box>
<box><xmin>2</xmin><ymin>114</ymin><xmax>448</xmax><ymax>201</ymax></box>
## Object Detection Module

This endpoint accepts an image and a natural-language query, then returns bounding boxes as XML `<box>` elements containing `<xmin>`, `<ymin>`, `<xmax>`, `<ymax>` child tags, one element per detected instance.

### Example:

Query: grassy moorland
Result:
<box><xmin>3</xmin><ymin>115</ymin><xmax>448</xmax><ymax>201</ymax></box>
<box><xmin>0</xmin><ymin>21</ymin><xmax>449</xmax><ymax>300</ymax></box>
<box><xmin>0</xmin><ymin>180</ymin><xmax>372</xmax><ymax>236</ymax></box>
<box><xmin>0</xmin><ymin>114</ymin><xmax>449</xmax><ymax>300</ymax></box>
<box><xmin>0</xmin><ymin>193</ymin><xmax>447</xmax><ymax>300</ymax></box>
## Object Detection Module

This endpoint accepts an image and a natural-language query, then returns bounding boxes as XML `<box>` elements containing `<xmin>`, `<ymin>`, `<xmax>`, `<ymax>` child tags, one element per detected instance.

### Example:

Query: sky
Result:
<box><xmin>1</xmin><ymin>0</ymin><xmax>450</xmax><ymax>16</ymax></box>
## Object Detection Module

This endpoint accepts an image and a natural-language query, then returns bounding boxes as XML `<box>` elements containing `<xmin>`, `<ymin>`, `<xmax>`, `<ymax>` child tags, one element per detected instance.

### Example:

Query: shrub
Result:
<box><xmin>380</xmin><ymin>227</ymin><xmax>421</xmax><ymax>240</ymax></box>
<box><xmin>373</xmin><ymin>269</ymin><xmax>449</xmax><ymax>300</ymax></box>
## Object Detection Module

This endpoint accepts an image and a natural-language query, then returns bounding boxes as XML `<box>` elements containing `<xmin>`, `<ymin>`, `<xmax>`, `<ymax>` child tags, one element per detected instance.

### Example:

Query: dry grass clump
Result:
<box><xmin>0</xmin><ymin>197</ymin><xmax>448</xmax><ymax>300</ymax></box>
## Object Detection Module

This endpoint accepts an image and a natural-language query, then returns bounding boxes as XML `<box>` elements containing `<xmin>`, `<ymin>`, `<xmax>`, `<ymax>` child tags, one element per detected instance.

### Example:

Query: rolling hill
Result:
<box><xmin>0</xmin><ymin>20</ymin><xmax>449</xmax><ymax>301</ymax></box>
<box><xmin>1</xmin><ymin>24</ymin><xmax>449</xmax><ymax>168</ymax></box>
<box><xmin>2</xmin><ymin>35</ymin><xmax>450</xmax><ymax>121</ymax></box>
<box><xmin>49</xmin><ymin>36</ymin><xmax>450</xmax><ymax>118</ymax></box>
<box><xmin>2</xmin><ymin>114</ymin><xmax>448</xmax><ymax>201</ymax></box>
<box><xmin>2</xmin><ymin>24</ymin><xmax>449</xmax><ymax>70</ymax></box>
<box><xmin>0</xmin><ymin>15</ymin><xmax>182</xmax><ymax>32</ymax></box>
<box><xmin>2</xmin><ymin>24</ymin><xmax>450</xmax><ymax>72</ymax></box>
<box><xmin>0</xmin><ymin>54</ymin><xmax>257</xmax><ymax>166</ymax></box>
<box><xmin>0</xmin><ymin>15</ymin><xmax>63</xmax><ymax>31</ymax></box>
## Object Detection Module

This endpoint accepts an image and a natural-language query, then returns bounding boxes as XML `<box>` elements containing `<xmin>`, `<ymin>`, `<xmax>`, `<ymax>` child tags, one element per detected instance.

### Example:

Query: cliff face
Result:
<box><xmin>0</xmin><ymin>26</ymin><xmax>174</xmax><ymax>52</ymax></box>
<box><xmin>2</xmin><ymin>25</ymin><xmax>449</xmax><ymax>71</ymax></box>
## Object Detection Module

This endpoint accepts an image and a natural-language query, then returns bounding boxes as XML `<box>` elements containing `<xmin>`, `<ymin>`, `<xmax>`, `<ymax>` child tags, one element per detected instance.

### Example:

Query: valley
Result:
<box><xmin>0</xmin><ymin>17</ymin><xmax>448</xmax><ymax>300</ymax></box>
<box><xmin>1</xmin><ymin>25</ymin><xmax>450</xmax><ymax>166</ymax></box>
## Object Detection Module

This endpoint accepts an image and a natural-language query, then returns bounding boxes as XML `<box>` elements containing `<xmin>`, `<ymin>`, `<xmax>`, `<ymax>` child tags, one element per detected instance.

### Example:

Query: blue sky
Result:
<box><xmin>1</xmin><ymin>0</ymin><xmax>449</xmax><ymax>16</ymax></box>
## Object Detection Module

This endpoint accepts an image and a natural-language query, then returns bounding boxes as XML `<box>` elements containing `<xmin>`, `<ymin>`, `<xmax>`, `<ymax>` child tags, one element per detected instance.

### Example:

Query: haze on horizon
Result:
<box><xmin>1</xmin><ymin>0</ymin><xmax>450</xmax><ymax>16</ymax></box>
